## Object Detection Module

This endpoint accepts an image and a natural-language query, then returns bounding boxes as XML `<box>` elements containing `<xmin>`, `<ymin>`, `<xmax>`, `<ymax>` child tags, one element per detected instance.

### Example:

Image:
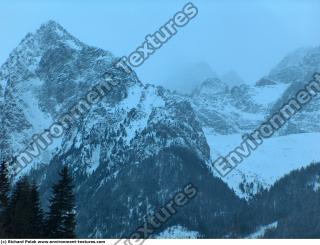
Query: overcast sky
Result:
<box><xmin>1</xmin><ymin>0</ymin><xmax>320</xmax><ymax>92</ymax></box>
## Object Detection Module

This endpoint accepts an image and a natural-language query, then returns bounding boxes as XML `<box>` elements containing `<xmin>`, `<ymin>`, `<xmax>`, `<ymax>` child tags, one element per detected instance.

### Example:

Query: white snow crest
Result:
<box><xmin>246</xmin><ymin>222</ymin><xmax>278</xmax><ymax>238</ymax></box>
<box><xmin>205</xmin><ymin>131</ymin><xmax>320</xmax><ymax>199</ymax></box>
<box><xmin>155</xmin><ymin>225</ymin><xmax>200</xmax><ymax>238</ymax></box>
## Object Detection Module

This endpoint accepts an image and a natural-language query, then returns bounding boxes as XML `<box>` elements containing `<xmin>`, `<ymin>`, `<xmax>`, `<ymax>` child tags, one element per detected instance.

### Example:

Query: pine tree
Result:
<box><xmin>0</xmin><ymin>161</ymin><xmax>9</xmax><ymax>213</ymax></box>
<box><xmin>28</xmin><ymin>183</ymin><xmax>44</xmax><ymax>238</ymax></box>
<box><xmin>46</xmin><ymin>166</ymin><xmax>76</xmax><ymax>238</ymax></box>
<box><xmin>5</xmin><ymin>177</ymin><xmax>31</xmax><ymax>238</ymax></box>
<box><xmin>5</xmin><ymin>178</ymin><xmax>44</xmax><ymax>238</ymax></box>
<box><xmin>0</xmin><ymin>161</ymin><xmax>10</xmax><ymax>238</ymax></box>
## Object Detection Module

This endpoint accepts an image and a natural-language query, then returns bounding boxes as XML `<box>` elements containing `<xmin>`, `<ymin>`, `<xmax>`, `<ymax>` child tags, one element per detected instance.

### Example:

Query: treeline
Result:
<box><xmin>231</xmin><ymin>162</ymin><xmax>320</xmax><ymax>238</ymax></box>
<box><xmin>250</xmin><ymin>162</ymin><xmax>320</xmax><ymax>238</ymax></box>
<box><xmin>0</xmin><ymin>161</ymin><xmax>76</xmax><ymax>238</ymax></box>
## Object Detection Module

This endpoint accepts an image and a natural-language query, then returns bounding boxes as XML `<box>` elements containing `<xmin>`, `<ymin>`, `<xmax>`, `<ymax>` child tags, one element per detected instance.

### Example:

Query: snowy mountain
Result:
<box><xmin>0</xmin><ymin>21</ymin><xmax>243</xmax><ymax>238</ymax></box>
<box><xmin>1</xmin><ymin>21</ymin><xmax>320</xmax><ymax>237</ymax></box>
<box><xmin>268</xmin><ymin>46</ymin><xmax>320</xmax><ymax>135</ymax></box>
<box><xmin>183</xmin><ymin>46</ymin><xmax>320</xmax><ymax>199</ymax></box>
<box><xmin>267</xmin><ymin>46</ymin><xmax>320</xmax><ymax>84</ymax></box>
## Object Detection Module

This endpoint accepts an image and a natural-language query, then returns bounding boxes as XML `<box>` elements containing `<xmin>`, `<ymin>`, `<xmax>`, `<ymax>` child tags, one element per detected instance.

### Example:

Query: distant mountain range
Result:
<box><xmin>1</xmin><ymin>21</ymin><xmax>320</xmax><ymax>238</ymax></box>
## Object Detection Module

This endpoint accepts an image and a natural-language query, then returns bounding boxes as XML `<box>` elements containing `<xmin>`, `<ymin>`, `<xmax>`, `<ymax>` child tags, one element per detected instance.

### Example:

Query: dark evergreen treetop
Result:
<box><xmin>46</xmin><ymin>166</ymin><xmax>76</xmax><ymax>238</ymax></box>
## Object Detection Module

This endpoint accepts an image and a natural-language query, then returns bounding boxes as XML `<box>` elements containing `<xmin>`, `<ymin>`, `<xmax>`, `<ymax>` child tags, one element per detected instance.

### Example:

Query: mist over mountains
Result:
<box><xmin>1</xmin><ymin>21</ymin><xmax>320</xmax><ymax>238</ymax></box>
<box><xmin>161</xmin><ymin>62</ymin><xmax>247</xmax><ymax>94</ymax></box>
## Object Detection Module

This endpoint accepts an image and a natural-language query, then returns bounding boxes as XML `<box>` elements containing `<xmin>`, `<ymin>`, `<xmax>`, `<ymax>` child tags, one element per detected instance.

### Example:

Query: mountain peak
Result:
<box><xmin>35</xmin><ymin>20</ymin><xmax>70</xmax><ymax>38</ymax></box>
<box><xmin>192</xmin><ymin>77</ymin><xmax>229</xmax><ymax>97</ymax></box>
<box><xmin>0</xmin><ymin>20</ymin><xmax>103</xmax><ymax>82</ymax></box>
<box><xmin>34</xmin><ymin>20</ymin><xmax>81</xmax><ymax>45</ymax></box>
<box><xmin>39</xmin><ymin>20</ymin><xmax>64</xmax><ymax>31</ymax></box>
<box><xmin>267</xmin><ymin>46</ymin><xmax>320</xmax><ymax>84</ymax></box>
<box><xmin>8</xmin><ymin>20</ymin><xmax>84</xmax><ymax>57</ymax></box>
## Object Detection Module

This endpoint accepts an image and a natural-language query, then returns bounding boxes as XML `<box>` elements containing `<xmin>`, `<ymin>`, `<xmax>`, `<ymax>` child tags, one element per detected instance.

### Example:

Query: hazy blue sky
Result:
<box><xmin>1</xmin><ymin>0</ymin><xmax>320</xmax><ymax>91</ymax></box>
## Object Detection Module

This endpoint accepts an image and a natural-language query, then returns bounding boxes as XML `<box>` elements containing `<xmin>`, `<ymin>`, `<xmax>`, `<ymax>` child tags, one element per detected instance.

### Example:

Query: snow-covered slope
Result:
<box><xmin>250</xmin><ymin>83</ymin><xmax>289</xmax><ymax>106</ymax></box>
<box><xmin>190</xmin><ymin>45</ymin><xmax>320</xmax><ymax>199</ymax></box>
<box><xmin>154</xmin><ymin>225</ymin><xmax>201</xmax><ymax>238</ymax></box>
<box><xmin>188</xmin><ymin>79</ymin><xmax>262</xmax><ymax>134</ymax></box>
<box><xmin>205</xmin><ymin>131</ymin><xmax>320</xmax><ymax>199</ymax></box>
<box><xmin>246</xmin><ymin>222</ymin><xmax>278</xmax><ymax>238</ymax></box>
<box><xmin>186</xmin><ymin>77</ymin><xmax>289</xmax><ymax>135</ymax></box>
